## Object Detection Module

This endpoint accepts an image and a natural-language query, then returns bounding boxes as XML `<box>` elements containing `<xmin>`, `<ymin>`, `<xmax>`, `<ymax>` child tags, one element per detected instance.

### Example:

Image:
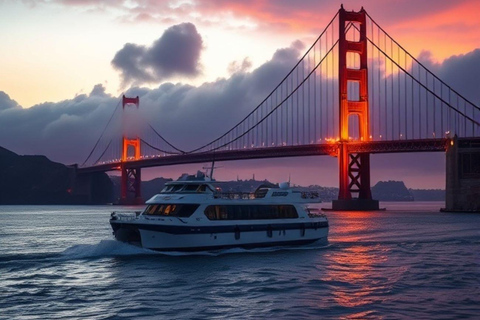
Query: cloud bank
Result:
<box><xmin>1</xmin><ymin>26</ymin><xmax>480</xmax><ymax>187</ymax></box>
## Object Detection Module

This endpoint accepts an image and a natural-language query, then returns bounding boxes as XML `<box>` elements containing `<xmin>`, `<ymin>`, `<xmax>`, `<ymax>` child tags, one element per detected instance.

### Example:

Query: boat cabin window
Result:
<box><xmin>161</xmin><ymin>184</ymin><xmax>184</xmax><ymax>193</ymax></box>
<box><xmin>171</xmin><ymin>185</ymin><xmax>183</xmax><ymax>192</ymax></box>
<box><xmin>183</xmin><ymin>184</ymin><xmax>200</xmax><ymax>192</ymax></box>
<box><xmin>161</xmin><ymin>186</ymin><xmax>171</xmax><ymax>193</ymax></box>
<box><xmin>204</xmin><ymin>205</ymin><xmax>298</xmax><ymax>220</ymax></box>
<box><xmin>143</xmin><ymin>204</ymin><xmax>200</xmax><ymax>217</ymax></box>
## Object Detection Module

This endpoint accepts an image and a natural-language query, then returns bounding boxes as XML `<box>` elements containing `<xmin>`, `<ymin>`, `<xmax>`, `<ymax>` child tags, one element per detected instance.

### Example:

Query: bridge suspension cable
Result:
<box><xmin>367</xmin><ymin>34</ymin><xmax>479</xmax><ymax>123</ymax></box>
<box><xmin>366</xmin><ymin>12</ymin><xmax>480</xmax><ymax>113</ymax></box>
<box><xmin>193</xmin><ymin>40</ymin><xmax>339</xmax><ymax>154</ymax></box>
<box><xmin>92</xmin><ymin>139</ymin><xmax>113</xmax><ymax>166</ymax></box>
<box><xmin>187</xmin><ymin>11</ymin><xmax>341</xmax><ymax>154</ymax></box>
<box><xmin>145</xmin><ymin>123</ymin><xmax>185</xmax><ymax>154</ymax></box>
<box><xmin>140</xmin><ymin>138</ymin><xmax>183</xmax><ymax>155</ymax></box>
<box><xmin>81</xmin><ymin>98</ymin><xmax>122</xmax><ymax>167</ymax></box>
<box><xmin>363</xmin><ymin>13</ymin><xmax>480</xmax><ymax>140</ymax></box>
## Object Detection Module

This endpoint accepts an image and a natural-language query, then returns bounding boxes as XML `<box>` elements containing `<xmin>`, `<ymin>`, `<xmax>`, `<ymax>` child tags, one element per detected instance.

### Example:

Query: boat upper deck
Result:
<box><xmin>146</xmin><ymin>180</ymin><xmax>321</xmax><ymax>205</ymax></box>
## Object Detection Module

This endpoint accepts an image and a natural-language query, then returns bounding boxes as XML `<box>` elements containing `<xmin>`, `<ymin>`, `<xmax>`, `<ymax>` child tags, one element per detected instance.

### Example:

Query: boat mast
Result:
<box><xmin>203</xmin><ymin>160</ymin><xmax>221</xmax><ymax>180</ymax></box>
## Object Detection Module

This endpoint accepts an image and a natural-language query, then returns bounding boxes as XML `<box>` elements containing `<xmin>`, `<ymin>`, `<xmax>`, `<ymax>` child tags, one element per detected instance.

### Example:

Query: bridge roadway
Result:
<box><xmin>77</xmin><ymin>138</ymin><xmax>451</xmax><ymax>174</ymax></box>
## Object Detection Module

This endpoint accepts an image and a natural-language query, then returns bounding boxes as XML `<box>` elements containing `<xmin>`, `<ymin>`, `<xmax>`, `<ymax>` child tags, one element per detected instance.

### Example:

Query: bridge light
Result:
<box><xmin>450</xmin><ymin>140</ymin><xmax>454</xmax><ymax>146</ymax></box>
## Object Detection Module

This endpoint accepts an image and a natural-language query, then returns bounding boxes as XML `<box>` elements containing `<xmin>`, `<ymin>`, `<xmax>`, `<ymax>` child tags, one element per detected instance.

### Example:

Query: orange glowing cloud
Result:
<box><xmin>195</xmin><ymin>0</ymin><xmax>480</xmax><ymax>59</ymax></box>
<box><xmin>29</xmin><ymin>0</ymin><xmax>480</xmax><ymax>60</ymax></box>
<box><xmin>389</xmin><ymin>1</ymin><xmax>480</xmax><ymax>61</ymax></box>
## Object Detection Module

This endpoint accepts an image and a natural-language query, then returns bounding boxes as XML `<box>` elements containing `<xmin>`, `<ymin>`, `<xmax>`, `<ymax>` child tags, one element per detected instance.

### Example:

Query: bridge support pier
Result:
<box><xmin>332</xmin><ymin>144</ymin><xmax>379</xmax><ymax>211</ymax></box>
<box><xmin>444</xmin><ymin>136</ymin><xmax>480</xmax><ymax>212</ymax></box>
<box><xmin>120</xmin><ymin>165</ymin><xmax>143</xmax><ymax>205</ymax></box>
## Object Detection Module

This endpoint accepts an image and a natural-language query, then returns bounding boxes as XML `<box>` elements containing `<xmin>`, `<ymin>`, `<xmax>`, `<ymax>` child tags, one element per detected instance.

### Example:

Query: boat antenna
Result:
<box><xmin>210</xmin><ymin>160</ymin><xmax>215</xmax><ymax>180</ymax></box>
<box><xmin>202</xmin><ymin>160</ymin><xmax>221</xmax><ymax>180</ymax></box>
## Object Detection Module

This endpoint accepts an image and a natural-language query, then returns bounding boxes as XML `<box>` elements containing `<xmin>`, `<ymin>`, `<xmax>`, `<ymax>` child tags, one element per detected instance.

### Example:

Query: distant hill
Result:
<box><xmin>0</xmin><ymin>146</ymin><xmax>112</xmax><ymax>204</ymax></box>
<box><xmin>372</xmin><ymin>181</ymin><xmax>414</xmax><ymax>201</ymax></box>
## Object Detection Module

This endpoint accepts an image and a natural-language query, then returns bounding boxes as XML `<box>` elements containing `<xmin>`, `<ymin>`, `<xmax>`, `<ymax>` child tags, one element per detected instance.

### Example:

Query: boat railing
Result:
<box><xmin>292</xmin><ymin>190</ymin><xmax>320</xmax><ymax>200</ymax></box>
<box><xmin>110</xmin><ymin>211</ymin><xmax>141</xmax><ymax>221</ymax></box>
<box><xmin>306</xmin><ymin>208</ymin><xmax>327</xmax><ymax>218</ymax></box>
<box><xmin>213</xmin><ymin>192</ymin><xmax>257</xmax><ymax>200</ymax></box>
<box><xmin>212</xmin><ymin>190</ymin><xmax>321</xmax><ymax>201</ymax></box>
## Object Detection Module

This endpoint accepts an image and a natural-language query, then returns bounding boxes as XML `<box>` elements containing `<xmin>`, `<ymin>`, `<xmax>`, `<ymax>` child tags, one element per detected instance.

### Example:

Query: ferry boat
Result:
<box><xmin>110</xmin><ymin>173</ymin><xmax>328</xmax><ymax>251</ymax></box>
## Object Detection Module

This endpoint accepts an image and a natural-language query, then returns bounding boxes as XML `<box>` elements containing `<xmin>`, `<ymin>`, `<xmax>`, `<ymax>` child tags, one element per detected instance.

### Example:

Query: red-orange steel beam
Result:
<box><xmin>338</xmin><ymin>6</ymin><xmax>373</xmax><ymax>201</ymax></box>
<box><xmin>120</xmin><ymin>95</ymin><xmax>142</xmax><ymax>203</ymax></box>
<box><xmin>122</xmin><ymin>95</ymin><xmax>139</xmax><ymax>109</ymax></box>
<box><xmin>122</xmin><ymin>137</ymin><xmax>141</xmax><ymax>162</ymax></box>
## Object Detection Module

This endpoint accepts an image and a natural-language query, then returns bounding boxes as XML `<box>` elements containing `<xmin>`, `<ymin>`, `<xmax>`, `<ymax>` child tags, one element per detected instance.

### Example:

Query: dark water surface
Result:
<box><xmin>1</xmin><ymin>203</ymin><xmax>479</xmax><ymax>319</ymax></box>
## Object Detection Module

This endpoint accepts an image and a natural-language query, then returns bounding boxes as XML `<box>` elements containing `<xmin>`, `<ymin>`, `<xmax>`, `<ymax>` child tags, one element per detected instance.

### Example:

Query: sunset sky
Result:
<box><xmin>1</xmin><ymin>0</ymin><xmax>480</xmax><ymax>188</ymax></box>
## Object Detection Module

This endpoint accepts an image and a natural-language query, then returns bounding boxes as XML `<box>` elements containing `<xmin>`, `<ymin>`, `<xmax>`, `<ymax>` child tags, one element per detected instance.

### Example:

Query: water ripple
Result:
<box><xmin>1</xmin><ymin>205</ymin><xmax>479</xmax><ymax>319</ymax></box>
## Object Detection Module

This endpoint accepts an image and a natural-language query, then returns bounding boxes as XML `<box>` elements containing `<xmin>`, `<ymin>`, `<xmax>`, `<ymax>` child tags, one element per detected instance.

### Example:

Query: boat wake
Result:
<box><xmin>1</xmin><ymin>240</ymin><xmax>330</xmax><ymax>267</ymax></box>
<box><xmin>59</xmin><ymin>238</ymin><xmax>331</xmax><ymax>259</ymax></box>
<box><xmin>57</xmin><ymin>240</ymin><xmax>156</xmax><ymax>260</ymax></box>
<box><xmin>155</xmin><ymin>241</ymin><xmax>331</xmax><ymax>257</ymax></box>
<box><xmin>0</xmin><ymin>241</ymin><xmax>331</xmax><ymax>274</ymax></box>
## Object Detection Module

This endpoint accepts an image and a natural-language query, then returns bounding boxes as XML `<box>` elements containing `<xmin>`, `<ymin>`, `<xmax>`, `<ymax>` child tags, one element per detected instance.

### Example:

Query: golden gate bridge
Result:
<box><xmin>76</xmin><ymin>6</ymin><xmax>480</xmax><ymax>209</ymax></box>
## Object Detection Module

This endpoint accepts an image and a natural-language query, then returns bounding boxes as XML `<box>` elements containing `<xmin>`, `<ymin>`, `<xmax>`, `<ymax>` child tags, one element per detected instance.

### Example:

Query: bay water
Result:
<box><xmin>1</xmin><ymin>203</ymin><xmax>479</xmax><ymax>319</ymax></box>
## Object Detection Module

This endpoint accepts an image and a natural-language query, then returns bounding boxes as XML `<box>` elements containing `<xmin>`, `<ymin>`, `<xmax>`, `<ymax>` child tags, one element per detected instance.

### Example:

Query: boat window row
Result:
<box><xmin>143</xmin><ymin>204</ymin><xmax>200</xmax><ymax>217</ymax></box>
<box><xmin>204</xmin><ymin>205</ymin><xmax>298</xmax><ymax>220</ymax></box>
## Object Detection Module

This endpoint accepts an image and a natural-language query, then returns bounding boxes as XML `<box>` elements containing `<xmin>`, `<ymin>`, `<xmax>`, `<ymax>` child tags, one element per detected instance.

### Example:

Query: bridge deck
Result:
<box><xmin>77</xmin><ymin>138</ymin><xmax>452</xmax><ymax>174</ymax></box>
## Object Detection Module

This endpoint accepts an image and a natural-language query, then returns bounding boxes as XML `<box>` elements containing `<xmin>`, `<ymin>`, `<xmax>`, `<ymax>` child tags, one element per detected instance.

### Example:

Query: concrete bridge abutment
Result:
<box><xmin>445</xmin><ymin>136</ymin><xmax>480</xmax><ymax>212</ymax></box>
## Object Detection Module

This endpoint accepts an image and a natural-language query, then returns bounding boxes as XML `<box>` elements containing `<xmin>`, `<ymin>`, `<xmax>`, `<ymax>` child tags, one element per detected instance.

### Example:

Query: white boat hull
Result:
<box><xmin>111</xmin><ymin>220</ymin><xmax>328</xmax><ymax>251</ymax></box>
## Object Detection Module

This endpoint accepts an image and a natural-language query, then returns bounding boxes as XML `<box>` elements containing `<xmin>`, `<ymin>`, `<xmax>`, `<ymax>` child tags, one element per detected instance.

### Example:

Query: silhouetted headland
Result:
<box><xmin>0</xmin><ymin>146</ymin><xmax>112</xmax><ymax>204</ymax></box>
<box><xmin>0</xmin><ymin>146</ymin><xmax>444</xmax><ymax>204</ymax></box>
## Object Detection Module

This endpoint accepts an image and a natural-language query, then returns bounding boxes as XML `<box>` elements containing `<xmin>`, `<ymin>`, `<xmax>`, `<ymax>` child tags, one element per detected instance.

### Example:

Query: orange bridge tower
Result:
<box><xmin>332</xmin><ymin>6</ymin><xmax>380</xmax><ymax>210</ymax></box>
<box><xmin>120</xmin><ymin>95</ymin><xmax>143</xmax><ymax>205</ymax></box>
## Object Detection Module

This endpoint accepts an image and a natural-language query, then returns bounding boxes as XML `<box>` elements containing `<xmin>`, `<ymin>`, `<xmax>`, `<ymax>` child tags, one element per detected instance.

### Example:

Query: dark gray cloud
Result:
<box><xmin>112</xmin><ymin>23</ymin><xmax>203</xmax><ymax>87</ymax></box>
<box><xmin>0</xmin><ymin>92</ymin><xmax>20</xmax><ymax>111</ymax></box>
<box><xmin>418</xmin><ymin>49</ymin><xmax>480</xmax><ymax>104</ymax></box>
<box><xmin>436</xmin><ymin>49</ymin><xmax>480</xmax><ymax>104</ymax></box>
